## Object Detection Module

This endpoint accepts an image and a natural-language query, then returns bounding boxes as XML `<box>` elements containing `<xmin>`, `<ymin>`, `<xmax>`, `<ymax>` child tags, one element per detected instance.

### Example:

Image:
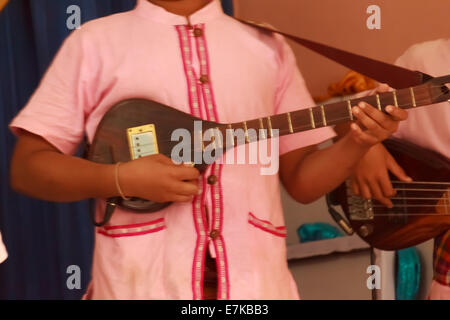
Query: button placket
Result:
<box><xmin>193</xmin><ymin>27</ymin><xmax>203</xmax><ymax>37</ymax></box>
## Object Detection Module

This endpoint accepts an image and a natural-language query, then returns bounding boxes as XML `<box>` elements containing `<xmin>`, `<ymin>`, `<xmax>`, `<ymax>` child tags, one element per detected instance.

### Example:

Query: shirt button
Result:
<box><xmin>200</xmin><ymin>75</ymin><xmax>210</xmax><ymax>84</ymax></box>
<box><xmin>207</xmin><ymin>175</ymin><xmax>218</xmax><ymax>185</ymax></box>
<box><xmin>193</xmin><ymin>28</ymin><xmax>203</xmax><ymax>37</ymax></box>
<box><xmin>210</xmin><ymin>229</ymin><xmax>220</xmax><ymax>240</ymax></box>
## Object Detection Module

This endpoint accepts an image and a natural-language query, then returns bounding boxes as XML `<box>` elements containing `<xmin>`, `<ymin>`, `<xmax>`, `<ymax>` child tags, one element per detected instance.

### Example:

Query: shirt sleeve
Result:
<box><xmin>9</xmin><ymin>29</ymin><xmax>97</xmax><ymax>155</ymax></box>
<box><xmin>273</xmin><ymin>34</ymin><xmax>336</xmax><ymax>156</ymax></box>
<box><xmin>394</xmin><ymin>43</ymin><xmax>426</xmax><ymax>70</ymax></box>
<box><xmin>392</xmin><ymin>43</ymin><xmax>428</xmax><ymax>140</ymax></box>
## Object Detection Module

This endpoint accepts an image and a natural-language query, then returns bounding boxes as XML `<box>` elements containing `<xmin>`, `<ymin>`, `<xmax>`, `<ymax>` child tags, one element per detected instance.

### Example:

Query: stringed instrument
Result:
<box><xmin>328</xmin><ymin>138</ymin><xmax>450</xmax><ymax>250</ymax></box>
<box><xmin>86</xmin><ymin>74</ymin><xmax>450</xmax><ymax>225</ymax></box>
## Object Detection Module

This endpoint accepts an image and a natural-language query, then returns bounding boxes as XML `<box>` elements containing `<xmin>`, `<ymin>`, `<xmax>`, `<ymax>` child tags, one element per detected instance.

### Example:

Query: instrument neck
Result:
<box><xmin>227</xmin><ymin>85</ymin><xmax>436</xmax><ymax>142</ymax></box>
<box><xmin>224</xmin><ymin>80</ymin><xmax>448</xmax><ymax>146</ymax></box>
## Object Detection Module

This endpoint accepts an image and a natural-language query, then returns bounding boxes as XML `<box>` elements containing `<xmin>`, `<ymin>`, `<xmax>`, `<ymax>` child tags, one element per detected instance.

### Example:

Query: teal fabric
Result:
<box><xmin>396</xmin><ymin>247</ymin><xmax>421</xmax><ymax>300</ymax></box>
<box><xmin>297</xmin><ymin>223</ymin><xmax>344</xmax><ymax>243</ymax></box>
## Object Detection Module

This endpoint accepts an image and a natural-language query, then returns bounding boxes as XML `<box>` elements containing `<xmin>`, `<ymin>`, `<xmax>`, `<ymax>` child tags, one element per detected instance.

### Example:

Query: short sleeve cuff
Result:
<box><xmin>9</xmin><ymin>116</ymin><xmax>80</xmax><ymax>155</ymax></box>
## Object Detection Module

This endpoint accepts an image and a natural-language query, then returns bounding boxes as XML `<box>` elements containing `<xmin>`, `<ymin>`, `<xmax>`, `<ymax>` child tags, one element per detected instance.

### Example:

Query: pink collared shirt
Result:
<box><xmin>393</xmin><ymin>38</ymin><xmax>450</xmax><ymax>158</ymax></box>
<box><xmin>10</xmin><ymin>0</ymin><xmax>334</xmax><ymax>299</ymax></box>
<box><xmin>394</xmin><ymin>39</ymin><xmax>450</xmax><ymax>299</ymax></box>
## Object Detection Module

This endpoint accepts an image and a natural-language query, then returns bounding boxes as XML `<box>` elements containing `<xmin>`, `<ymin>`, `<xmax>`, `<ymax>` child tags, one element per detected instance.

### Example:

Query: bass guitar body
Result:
<box><xmin>331</xmin><ymin>139</ymin><xmax>450</xmax><ymax>250</ymax></box>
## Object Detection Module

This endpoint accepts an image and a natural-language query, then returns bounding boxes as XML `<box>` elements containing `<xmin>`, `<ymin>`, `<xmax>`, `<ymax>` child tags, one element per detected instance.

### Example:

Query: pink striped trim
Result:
<box><xmin>194</xmin><ymin>24</ymin><xmax>219</xmax><ymax>122</ymax></box>
<box><xmin>248</xmin><ymin>213</ymin><xmax>287</xmax><ymax>238</ymax></box>
<box><xmin>196</xmin><ymin>25</ymin><xmax>229</xmax><ymax>300</ymax></box>
<box><xmin>176</xmin><ymin>24</ymin><xmax>209</xmax><ymax>300</ymax></box>
<box><xmin>210</xmin><ymin>163</ymin><xmax>221</xmax><ymax>231</ymax></box>
<box><xmin>176</xmin><ymin>25</ymin><xmax>203</xmax><ymax>119</ymax></box>
<box><xmin>191</xmin><ymin>175</ymin><xmax>208</xmax><ymax>300</ymax></box>
<box><xmin>210</xmin><ymin>163</ymin><xmax>230</xmax><ymax>300</ymax></box>
<box><xmin>213</xmin><ymin>237</ymin><xmax>230</xmax><ymax>300</ymax></box>
<box><xmin>98</xmin><ymin>218</ymin><xmax>166</xmax><ymax>238</ymax></box>
<box><xmin>177</xmin><ymin>23</ymin><xmax>230</xmax><ymax>300</ymax></box>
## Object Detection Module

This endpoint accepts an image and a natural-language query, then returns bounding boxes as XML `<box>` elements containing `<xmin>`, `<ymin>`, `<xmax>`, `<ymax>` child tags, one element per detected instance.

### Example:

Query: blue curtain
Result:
<box><xmin>0</xmin><ymin>0</ymin><xmax>233</xmax><ymax>300</ymax></box>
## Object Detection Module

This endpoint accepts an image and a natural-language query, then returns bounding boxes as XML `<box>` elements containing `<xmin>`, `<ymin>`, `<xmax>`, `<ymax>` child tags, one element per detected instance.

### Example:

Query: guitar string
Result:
<box><xmin>391</xmin><ymin>187</ymin><xmax>449</xmax><ymax>192</ymax></box>
<box><xmin>348</xmin><ymin>190</ymin><xmax>449</xmax><ymax>202</ymax></box>
<box><xmin>348</xmin><ymin>187</ymin><xmax>449</xmax><ymax>195</ymax></box>
<box><xmin>390</xmin><ymin>197</ymin><xmax>445</xmax><ymax>200</ymax></box>
<box><xmin>392</xmin><ymin>180</ymin><xmax>450</xmax><ymax>186</ymax></box>
<box><xmin>347</xmin><ymin>181</ymin><xmax>450</xmax><ymax>215</ymax></box>
<box><xmin>372</xmin><ymin>205</ymin><xmax>448</xmax><ymax>208</ymax></box>
<box><xmin>372</xmin><ymin>213</ymin><xmax>450</xmax><ymax>216</ymax></box>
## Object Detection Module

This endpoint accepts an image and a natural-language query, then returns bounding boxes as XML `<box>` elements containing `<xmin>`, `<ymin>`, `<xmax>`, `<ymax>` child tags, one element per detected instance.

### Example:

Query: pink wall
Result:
<box><xmin>234</xmin><ymin>0</ymin><xmax>450</xmax><ymax>99</ymax></box>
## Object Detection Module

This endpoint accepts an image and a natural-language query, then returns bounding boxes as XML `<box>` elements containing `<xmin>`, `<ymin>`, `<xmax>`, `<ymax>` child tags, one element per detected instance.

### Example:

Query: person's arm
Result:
<box><xmin>10</xmin><ymin>131</ymin><xmax>200</xmax><ymax>204</ymax></box>
<box><xmin>280</xmin><ymin>101</ymin><xmax>408</xmax><ymax>204</ymax></box>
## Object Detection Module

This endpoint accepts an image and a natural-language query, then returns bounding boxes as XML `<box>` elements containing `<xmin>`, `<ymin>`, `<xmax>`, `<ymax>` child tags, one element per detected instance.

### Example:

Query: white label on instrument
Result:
<box><xmin>127</xmin><ymin>124</ymin><xmax>159</xmax><ymax>160</ymax></box>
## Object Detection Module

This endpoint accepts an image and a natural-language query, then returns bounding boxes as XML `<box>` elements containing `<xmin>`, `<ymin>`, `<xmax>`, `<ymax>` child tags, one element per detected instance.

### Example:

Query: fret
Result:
<box><xmin>259</xmin><ymin>118</ymin><xmax>266</xmax><ymax>139</ymax></box>
<box><xmin>287</xmin><ymin>112</ymin><xmax>294</xmax><ymax>133</ymax></box>
<box><xmin>393</xmin><ymin>90</ymin><xmax>398</xmax><ymax>107</ymax></box>
<box><xmin>376</xmin><ymin>94</ymin><xmax>382</xmax><ymax>111</ymax></box>
<box><xmin>410</xmin><ymin>87</ymin><xmax>417</xmax><ymax>107</ymax></box>
<box><xmin>243</xmin><ymin>121</ymin><xmax>250</xmax><ymax>143</ymax></box>
<box><xmin>267</xmin><ymin>116</ymin><xmax>273</xmax><ymax>138</ymax></box>
<box><xmin>320</xmin><ymin>105</ymin><xmax>327</xmax><ymax>126</ymax></box>
<box><xmin>347</xmin><ymin>100</ymin><xmax>354</xmax><ymax>121</ymax></box>
<box><xmin>309</xmin><ymin>108</ymin><xmax>316</xmax><ymax>129</ymax></box>
<box><xmin>210</xmin><ymin>135</ymin><xmax>217</xmax><ymax>150</ymax></box>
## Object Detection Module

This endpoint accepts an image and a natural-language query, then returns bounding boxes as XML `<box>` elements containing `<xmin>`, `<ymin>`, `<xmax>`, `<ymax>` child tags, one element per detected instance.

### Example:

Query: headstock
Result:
<box><xmin>426</xmin><ymin>74</ymin><xmax>450</xmax><ymax>104</ymax></box>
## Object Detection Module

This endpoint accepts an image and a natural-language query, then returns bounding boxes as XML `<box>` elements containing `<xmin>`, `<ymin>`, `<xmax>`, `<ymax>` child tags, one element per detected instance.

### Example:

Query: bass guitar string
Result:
<box><xmin>371</xmin><ymin>213</ymin><xmax>450</xmax><ymax>216</ymax></box>
<box><xmin>392</xmin><ymin>180</ymin><xmax>450</xmax><ymax>186</ymax></box>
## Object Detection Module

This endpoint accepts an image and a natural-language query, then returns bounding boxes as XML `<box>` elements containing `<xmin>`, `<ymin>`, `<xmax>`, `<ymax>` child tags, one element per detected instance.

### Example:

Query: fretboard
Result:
<box><xmin>226</xmin><ymin>78</ymin><xmax>449</xmax><ymax>144</ymax></box>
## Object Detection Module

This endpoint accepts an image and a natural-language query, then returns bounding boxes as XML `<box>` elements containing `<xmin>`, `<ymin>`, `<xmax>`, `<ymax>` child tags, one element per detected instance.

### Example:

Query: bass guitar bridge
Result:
<box><xmin>346</xmin><ymin>181</ymin><xmax>374</xmax><ymax>221</ymax></box>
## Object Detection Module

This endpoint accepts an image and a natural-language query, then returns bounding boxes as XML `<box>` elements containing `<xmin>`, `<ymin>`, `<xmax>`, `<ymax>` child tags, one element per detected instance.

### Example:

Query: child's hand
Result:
<box><xmin>348</xmin><ymin>83</ymin><xmax>407</xmax><ymax>147</ymax></box>
<box><xmin>350</xmin><ymin>143</ymin><xmax>412</xmax><ymax>207</ymax></box>
<box><xmin>119</xmin><ymin>154</ymin><xmax>200</xmax><ymax>203</ymax></box>
<box><xmin>348</xmin><ymin>101</ymin><xmax>408</xmax><ymax>147</ymax></box>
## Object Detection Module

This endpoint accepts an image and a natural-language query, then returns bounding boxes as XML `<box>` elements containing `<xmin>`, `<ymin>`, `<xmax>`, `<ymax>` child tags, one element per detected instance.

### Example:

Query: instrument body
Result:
<box><xmin>331</xmin><ymin>139</ymin><xmax>450</xmax><ymax>250</ymax></box>
<box><xmin>87</xmin><ymin>99</ymin><xmax>220</xmax><ymax>212</ymax></box>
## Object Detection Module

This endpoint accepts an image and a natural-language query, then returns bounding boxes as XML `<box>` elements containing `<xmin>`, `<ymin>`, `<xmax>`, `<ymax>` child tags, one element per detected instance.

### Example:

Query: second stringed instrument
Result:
<box><xmin>87</xmin><ymin>74</ymin><xmax>450</xmax><ymax>225</ymax></box>
<box><xmin>328</xmin><ymin>138</ymin><xmax>450</xmax><ymax>250</ymax></box>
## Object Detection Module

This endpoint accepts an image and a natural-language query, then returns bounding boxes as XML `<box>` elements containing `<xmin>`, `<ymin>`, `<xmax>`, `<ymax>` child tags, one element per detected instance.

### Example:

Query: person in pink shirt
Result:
<box><xmin>8</xmin><ymin>0</ymin><xmax>407</xmax><ymax>299</ymax></box>
<box><xmin>345</xmin><ymin>38</ymin><xmax>450</xmax><ymax>299</ymax></box>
